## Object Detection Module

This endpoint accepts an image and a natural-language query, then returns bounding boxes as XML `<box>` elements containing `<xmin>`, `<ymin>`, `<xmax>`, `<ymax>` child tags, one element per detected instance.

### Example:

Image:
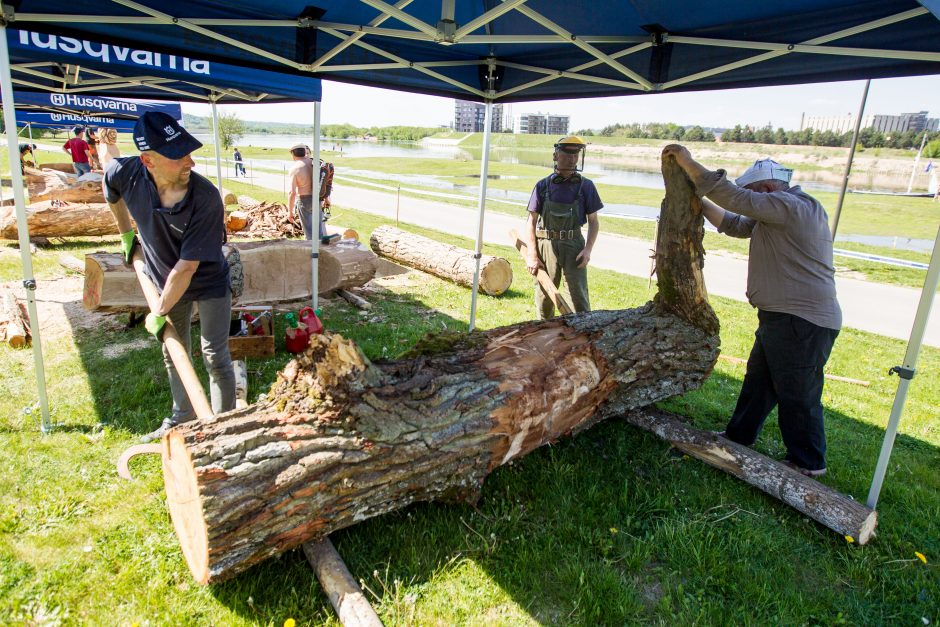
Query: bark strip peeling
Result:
<box><xmin>162</xmin><ymin>155</ymin><xmax>721</xmax><ymax>584</ymax></box>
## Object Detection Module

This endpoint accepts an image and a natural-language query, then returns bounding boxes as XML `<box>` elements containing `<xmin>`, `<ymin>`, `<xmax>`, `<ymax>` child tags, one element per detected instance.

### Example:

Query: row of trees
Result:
<box><xmin>579</xmin><ymin>122</ymin><xmax>716</xmax><ymax>142</ymax></box>
<box><xmin>720</xmin><ymin>124</ymin><xmax>940</xmax><ymax>150</ymax></box>
<box><xmin>322</xmin><ymin>124</ymin><xmax>443</xmax><ymax>141</ymax></box>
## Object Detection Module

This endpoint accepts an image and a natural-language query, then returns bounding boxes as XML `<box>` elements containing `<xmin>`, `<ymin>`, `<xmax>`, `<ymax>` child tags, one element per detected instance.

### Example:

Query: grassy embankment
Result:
<box><xmin>0</xmin><ymin>178</ymin><xmax>937</xmax><ymax>624</ymax></box>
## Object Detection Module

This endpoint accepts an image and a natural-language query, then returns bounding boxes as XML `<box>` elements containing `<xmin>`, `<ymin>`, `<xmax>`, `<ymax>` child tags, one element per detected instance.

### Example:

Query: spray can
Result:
<box><xmin>284</xmin><ymin>312</ymin><xmax>309</xmax><ymax>354</ymax></box>
<box><xmin>298</xmin><ymin>307</ymin><xmax>324</xmax><ymax>335</ymax></box>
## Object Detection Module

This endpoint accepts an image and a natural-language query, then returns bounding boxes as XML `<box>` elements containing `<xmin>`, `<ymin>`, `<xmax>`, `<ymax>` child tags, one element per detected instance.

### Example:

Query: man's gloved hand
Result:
<box><xmin>145</xmin><ymin>313</ymin><xmax>166</xmax><ymax>341</ymax></box>
<box><xmin>120</xmin><ymin>230</ymin><xmax>138</xmax><ymax>264</ymax></box>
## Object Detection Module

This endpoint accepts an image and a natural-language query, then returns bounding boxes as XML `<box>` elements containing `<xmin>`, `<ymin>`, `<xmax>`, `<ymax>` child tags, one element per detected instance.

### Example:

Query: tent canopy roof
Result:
<box><xmin>6</xmin><ymin>0</ymin><xmax>940</xmax><ymax>103</ymax></box>
<box><xmin>4</xmin><ymin>27</ymin><xmax>321</xmax><ymax>104</ymax></box>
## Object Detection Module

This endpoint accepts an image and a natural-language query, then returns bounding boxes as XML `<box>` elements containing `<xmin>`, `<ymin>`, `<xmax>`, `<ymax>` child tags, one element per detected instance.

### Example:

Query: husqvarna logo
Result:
<box><xmin>51</xmin><ymin>94</ymin><xmax>66</xmax><ymax>106</ymax></box>
<box><xmin>164</xmin><ymin>125</ymin><xmax>175</xmax><ymax>136</ymax></box>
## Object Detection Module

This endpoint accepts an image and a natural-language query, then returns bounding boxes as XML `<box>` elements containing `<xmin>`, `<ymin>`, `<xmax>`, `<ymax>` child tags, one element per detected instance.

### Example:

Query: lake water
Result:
<box><xmin>196</xmin><ymin>134</ymin><xmax>933</xmax><ymax>252</ymax></box>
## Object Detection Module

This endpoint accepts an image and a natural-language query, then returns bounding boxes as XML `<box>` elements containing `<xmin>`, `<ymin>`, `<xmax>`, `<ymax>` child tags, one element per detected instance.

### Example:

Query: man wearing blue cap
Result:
<box><xmin>662</xmin><ymin>145</ymin><xmax>841</xmax><ymax>478</ymax></box>
<box><xmin>104</xmin><ymin>111</ymin><xmax>234</xmax><ymax>443</ymax></box>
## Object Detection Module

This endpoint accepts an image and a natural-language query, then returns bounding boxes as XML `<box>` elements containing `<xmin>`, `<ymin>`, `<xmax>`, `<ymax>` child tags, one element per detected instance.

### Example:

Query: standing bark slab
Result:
<box><xmin>83</xmin><ymin>240</ymin><xmax>378</xmax><ymax>311</ymax></box>
<box><xmin>370</xmin><ymin>225</ymin><xmax>513</xmax><ymax>296</ymax></box>
<box><xmin>160</xmin><ymin>155</ymin><xmax>721</xmax><ymax>585</ymax></box>
<box><xmin>0</xmin><ymin>202</ymin><xmax>126</xmax><ymax>239</ymax></box>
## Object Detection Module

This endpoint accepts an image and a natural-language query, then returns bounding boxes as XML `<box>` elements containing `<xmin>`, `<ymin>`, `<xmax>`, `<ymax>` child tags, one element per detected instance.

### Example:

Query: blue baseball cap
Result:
<box><xmin>133</xmin><ymin>111</ymin><xmax>202</xmax><ymax>159</ymax></box>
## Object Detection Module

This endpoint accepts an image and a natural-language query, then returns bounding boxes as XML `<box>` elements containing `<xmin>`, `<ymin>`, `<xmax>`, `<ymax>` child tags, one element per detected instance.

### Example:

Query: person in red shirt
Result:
<box><xmin>62</xmin><ymin>126</ymin><xmax>92</xmax><ymax>176</ymax></box>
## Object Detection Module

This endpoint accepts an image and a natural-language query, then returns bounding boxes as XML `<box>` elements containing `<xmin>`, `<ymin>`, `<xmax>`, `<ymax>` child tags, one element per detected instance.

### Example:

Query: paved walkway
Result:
<box><xmin>207</xmin><ymin>165</ymin><xmax>939</xmax><ymax>348</ymax></box>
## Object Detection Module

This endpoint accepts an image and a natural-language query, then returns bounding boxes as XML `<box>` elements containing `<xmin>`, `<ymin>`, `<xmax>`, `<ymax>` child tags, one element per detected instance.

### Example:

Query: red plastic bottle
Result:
<box><xmin>284</xmin><ymin>312</ymin><xmax>310</xmax><ymax>354</ymax></box>
<box><xmin>298</xmin><ymin>307</ymin><xmax>324</xmax><ymax>335</ymax></box>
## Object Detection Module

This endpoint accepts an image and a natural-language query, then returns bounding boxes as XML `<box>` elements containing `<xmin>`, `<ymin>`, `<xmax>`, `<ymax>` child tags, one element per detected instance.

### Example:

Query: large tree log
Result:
<box><xmin>0</xmin><ymin>201</ymin><xmax>126</xmax><ymax>239</ymax></box>
<box><xmin>370</xmin><ymin>225</ymin><xmax>513</xmax><ymax>296</ymax></box>
<box><xmin>24</xmin><ymin>167</ymin><xmax>105</xmax><ymax>204</ymax></box>
<box><xmin>622</xmin><ymin>409</ymin><xmax>877</xmax><ymax>544</ymax></box>
<box><xmin>0</xmin><ymin>288</ymin><xmax>29</xmax><ymax>347</ymax></box>
<box><xmin>158</xmin><ymin>155</ymin><xmax>722</xmax><ymax>585</ymax></box>
<box><xmin>84</xmin><ymin>240</ymin><xmax>378</xmax><ymax>311</ymax></box>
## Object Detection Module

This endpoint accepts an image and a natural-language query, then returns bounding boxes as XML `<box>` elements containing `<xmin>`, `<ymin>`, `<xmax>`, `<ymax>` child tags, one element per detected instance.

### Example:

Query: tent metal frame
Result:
<box><xmin>2</xmin><ymin>0</ymin><xmax>939</xmax><ymax>510</ymax></box>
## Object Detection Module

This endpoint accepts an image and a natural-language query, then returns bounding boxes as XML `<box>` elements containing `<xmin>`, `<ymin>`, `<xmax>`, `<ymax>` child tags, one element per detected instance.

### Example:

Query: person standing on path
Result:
<box><xmin>523</xmin><ymin>136</ymin><xmax>602</xmax><ymax>319</ymax></box>
<box><xmin>104</xmin><ymin>111</ymin><xmax>235</xmax><ymax>443</ymax></box>
<box><xmin>662</xmin><ymin>145</ymin><xmax>841</xmax><ymax>477</ymax></box>
<box><xmin>62</xmin><ymin>126</ymin><xmax>92</xmax><ymax>176</ymax></box>
<box><xmin>233</xmin><ymin>147</ymin><xmax>246</xmax><ymax>177</ymax></box>
<box><xmin>288</xmin><ymin>143</ymin><xmax>323</xmax><ymax>240</ymax></box>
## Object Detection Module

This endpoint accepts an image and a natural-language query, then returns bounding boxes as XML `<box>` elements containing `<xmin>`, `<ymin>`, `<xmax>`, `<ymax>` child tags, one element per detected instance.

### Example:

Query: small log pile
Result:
<box><xmin>0</xmin><ymin>201</ymin><xmax>126</xmax><ymax>239</ymax></box>
<box><xmin>229</xmin><ymin>196</ymin><xmax>303</xmax><ymax>239</ymax></box>
<box><xmin>370</xmin><ymin>225</ymin><xmax>513</xmax><ymax>296</ymax></box>
<box><xmin>24</xmin><ymin>167</ymin><xmax>105</xmax><ymax>204</ymax></box>
<box><xmin>0</xmin><ymin>288</ymin><xmax>29</xmax><ymax>347</ymax></box>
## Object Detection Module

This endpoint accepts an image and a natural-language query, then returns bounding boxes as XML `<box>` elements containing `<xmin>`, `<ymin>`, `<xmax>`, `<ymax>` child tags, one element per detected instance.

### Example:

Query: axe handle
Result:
<box><xmin>131</xmin><ymin>251</ymin><xmax>214</xmax><ymax>421</ymax></box>
<box><xmin>509</xmin><ymin>228</ymin><xmax>574</xmax><ymax>315</ymax></box>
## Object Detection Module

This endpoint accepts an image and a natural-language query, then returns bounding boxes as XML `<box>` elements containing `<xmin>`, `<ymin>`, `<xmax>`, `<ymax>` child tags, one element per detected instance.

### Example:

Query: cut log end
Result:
<box><xmin>479</xmin><ymin>258</ymin><xmax>513</xmax><ymax>296</ymax></box>
<box><xmin>163</xmin><ymin>431</ymin><xmax>210</xmax><ymax>585</ymax></box>
<box><xmin>856</xmin><ymin>511</ymin><xmax>878</xmax><ymax>545</ymax></box>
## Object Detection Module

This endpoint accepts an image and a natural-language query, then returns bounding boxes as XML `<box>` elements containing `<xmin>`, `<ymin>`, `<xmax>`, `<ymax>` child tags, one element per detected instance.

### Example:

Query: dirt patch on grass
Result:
<box><xmin>2</xmin><ymin>276</ymin><xmax>123</xmax><ymax>342</ymax></box>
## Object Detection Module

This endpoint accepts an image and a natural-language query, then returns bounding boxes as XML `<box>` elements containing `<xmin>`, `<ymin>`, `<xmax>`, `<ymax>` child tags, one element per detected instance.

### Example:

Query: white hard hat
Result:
<box><xmin>736</xmin><ymin>158</ymin><xmax>793</xmax><ymax>187</ymax></box>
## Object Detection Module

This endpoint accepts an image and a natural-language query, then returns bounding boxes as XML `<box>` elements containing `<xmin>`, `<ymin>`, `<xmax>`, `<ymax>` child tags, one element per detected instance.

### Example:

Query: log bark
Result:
<box><xmin>24</xmin><ymin>167</ymin><xmax>105</xmax><ymax>204</ymax></box>
<box><xmin>370</xmin><ymin>225</ymin><xmax>513</xmax><ymax>296</ymax></box>
<box><xmin>58</xmin><ymin>254</ymin><xmax>85</xmax><ymax>274</ymax></box>
<box><xmin>83</xmin><ymin>240</ymin><xmax>378</xmax><ymax>311</ymax></box>
<box><xmin>159</xmin><ymin>154</ymin><xmax>722</xmax><ymax>585</ymax></box>
<box><xmin>0</xmin><ymin>201</ymin><xmax>126</xmax><ymax>239</ymax></box>
<box><xmin>0</xmin><ymin>288</ymin><xmax>29</xmax><ymax>347</ymax></box>
<box><xmin>621</xmin><ymin>408</ymin><xmax>877</xmax><ymax>544</ymax></box>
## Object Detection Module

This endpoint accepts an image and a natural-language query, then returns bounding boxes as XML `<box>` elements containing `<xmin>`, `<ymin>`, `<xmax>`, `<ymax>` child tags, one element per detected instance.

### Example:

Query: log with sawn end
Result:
<box><xmin>0</xmin><ymin>201</ymin><xmax>128</xmax><ymax>239</ymax></box>
<box><xmin>370</xmin><ymin>225</ymin><xmax>513</xmax><ymax>296</ymax></box>
<box><xmin>622</xmin><ymin>408</ymin><xmax>877</xmax><ymax>544</ymax></box>
<box><xmin>158</xmin><ymin>155</ymin><xmax>722</xmax><ymax>584</ymax></box>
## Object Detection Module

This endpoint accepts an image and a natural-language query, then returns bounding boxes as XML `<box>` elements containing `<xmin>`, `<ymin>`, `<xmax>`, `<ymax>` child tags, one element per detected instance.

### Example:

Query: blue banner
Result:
<box><xmin>6</xmin><ymin>29</ymin><xmax>321</xmax><ymax>103</ymax></box>
<box><xmin>12</xmin><ymin>91</ymin><xmax>182</xmax><ymax>120</ymax></box>
<box><xmin>16</xmin><ymin>111</ymin><xmax>139</xmax><ymax>131</ymax></box>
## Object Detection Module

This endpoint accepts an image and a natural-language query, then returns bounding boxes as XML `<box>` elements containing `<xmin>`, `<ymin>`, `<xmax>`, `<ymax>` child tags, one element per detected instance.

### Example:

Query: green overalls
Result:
<box><xmin>534</xmin><ymin>175</ymin><xmax>590</xmax><ymax>319</ymax></box>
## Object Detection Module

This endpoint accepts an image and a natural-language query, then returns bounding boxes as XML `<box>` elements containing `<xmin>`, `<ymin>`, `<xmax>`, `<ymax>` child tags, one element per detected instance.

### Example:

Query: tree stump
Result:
<box><xmin>370</xmin><ymin>225</ymin><xmax>513</xmax><ymax>296</ymax></box>
<box><xmin>158</xmin><ymin>155</ymin><xmax>722</xmax><ymax>584</ymax></box>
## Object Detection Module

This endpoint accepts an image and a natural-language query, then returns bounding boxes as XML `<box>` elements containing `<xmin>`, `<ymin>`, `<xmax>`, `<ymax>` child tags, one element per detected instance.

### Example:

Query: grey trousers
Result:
<box><xmin>163</xmin><ymin>294</ymin><xmax>235</xmax><ymax>422</ymax></box>
<box><xmin>295</xmin><ymin>195</ymin><xmax>325</xmax><ymax>241</ymax></box>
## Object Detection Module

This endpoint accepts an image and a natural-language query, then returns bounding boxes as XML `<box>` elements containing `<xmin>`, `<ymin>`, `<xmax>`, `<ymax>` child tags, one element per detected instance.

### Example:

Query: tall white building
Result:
<box><xmin>803</xmin><ymin>111</ymin><xmax>938</xmax><ymax>134</ymax></box>
<box><xmin>453</xmin><ymin>100</ymin><xmax>503</xmax><ymax>133</ymax></box>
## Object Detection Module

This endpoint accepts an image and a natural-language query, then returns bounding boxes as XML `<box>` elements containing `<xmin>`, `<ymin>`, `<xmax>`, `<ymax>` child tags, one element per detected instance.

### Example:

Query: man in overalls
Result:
<box><xmin>524</xmin><ymin>136</ymin><xmax>603</xmax><ymax>319</ymax></box>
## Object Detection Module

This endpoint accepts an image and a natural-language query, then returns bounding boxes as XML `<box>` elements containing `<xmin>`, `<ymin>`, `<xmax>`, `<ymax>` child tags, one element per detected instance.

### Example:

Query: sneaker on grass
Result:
<box><xmin>140</xmin><ymin>417</ymin><xmax>179</xmax><ymax>443</ymax></box>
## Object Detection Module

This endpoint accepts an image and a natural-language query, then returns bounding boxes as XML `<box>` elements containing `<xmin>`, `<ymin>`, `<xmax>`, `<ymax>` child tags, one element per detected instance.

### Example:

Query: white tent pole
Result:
<box><xmin>468</xmin><ymin>100</ymin><xmax>493</xmax><ymax>332</ymax></box>
<box><xmin>831</xmin><ymin>79</ymin><xmax>870</xmax><ymax>239</ymax></box>
<box><xmin>210</xmin><ymin>97</ymin><xmax>224</xmax><ymax>195</ymax></box>
<box><xmin>311</xmin><ymin>101</ymin><xmax>322</xmax><ymax>311</ymax></box>
<box><xmin>0</xmin><ymin>26</ymin><xmax>52</xmax><ymax>433</ymax></box>
<box><xmin>867</xmin><ymin>223</ymin><xmax>940</xmax><ymax>509</ymax></box>
<box><xmin>906</xmin><ymin>132</ymin><xmax>928</xmax><ymax>194</ymax></box>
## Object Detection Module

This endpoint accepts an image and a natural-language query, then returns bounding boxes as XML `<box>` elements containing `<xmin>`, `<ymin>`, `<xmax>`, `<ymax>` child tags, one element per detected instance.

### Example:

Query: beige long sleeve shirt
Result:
<box><xmin>694</xmin><ymin>169</ymin><xmax>842</xmax><ymax>330</ymax></box>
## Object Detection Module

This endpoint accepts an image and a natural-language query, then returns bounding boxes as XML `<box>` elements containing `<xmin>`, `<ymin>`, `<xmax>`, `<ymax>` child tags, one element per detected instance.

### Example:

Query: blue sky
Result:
<box><xmin>182</xmin><ymin>74</ymin><xmax>940</xmax><ymax>132</ymax></box>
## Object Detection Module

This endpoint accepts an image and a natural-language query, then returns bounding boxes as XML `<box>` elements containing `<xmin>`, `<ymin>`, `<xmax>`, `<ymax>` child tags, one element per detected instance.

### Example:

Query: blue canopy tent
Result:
<box><xmin>0</xmin><ymin>22</ymin><xmax>322</xmax><ymax>436</ymax></box>
<box><xmin>1</xmin><ymin>0</ymin><xmax>939</xmax><ymax>508</ymax></box>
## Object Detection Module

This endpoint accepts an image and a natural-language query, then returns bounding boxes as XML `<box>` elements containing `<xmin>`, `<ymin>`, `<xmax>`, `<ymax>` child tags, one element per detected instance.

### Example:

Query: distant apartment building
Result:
<box><xmin>454</xmin><ymin>100</ymin><xmax>503</xmax><ymax>132</ymax></box>
<box><xmin>803</xmin><ymin>111</ymin><xmax>938</xmax><ymax>134</ymax></box>
<box><xmin>515</xmin><ymin>112</ymin><xmax>570</xmax><ymax>135</ymax></box>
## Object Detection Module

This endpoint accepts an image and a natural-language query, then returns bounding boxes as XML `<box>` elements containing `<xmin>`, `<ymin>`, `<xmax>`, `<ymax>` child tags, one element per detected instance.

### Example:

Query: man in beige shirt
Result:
<box><xmin>663</xmin><ymin>145</ymin><xmax>840</xmax><ymax>477</ymax></box>
<box><xmin>287</xmin><ymin>143</ymin><xmax>317</xmax><ymax>240</ymax></box>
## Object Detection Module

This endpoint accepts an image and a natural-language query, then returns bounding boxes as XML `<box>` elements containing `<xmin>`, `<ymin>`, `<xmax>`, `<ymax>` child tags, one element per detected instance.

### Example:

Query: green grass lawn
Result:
<box><xmin>1</xmin><ymin>181</ymin><xmax>937</xmax><ymax>625</ymax></box>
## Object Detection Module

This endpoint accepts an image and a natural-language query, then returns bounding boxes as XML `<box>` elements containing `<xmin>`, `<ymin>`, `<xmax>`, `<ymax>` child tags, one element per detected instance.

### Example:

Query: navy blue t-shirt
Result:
<box><xmin>526</xmin><ymin>174</ymin><xmax>603</xmax><ymax>226</ymax></box>
<box><xmin>103</xmin><ymin>157</ymin><xmax>229</xmax><ymax>300</ymax></box>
